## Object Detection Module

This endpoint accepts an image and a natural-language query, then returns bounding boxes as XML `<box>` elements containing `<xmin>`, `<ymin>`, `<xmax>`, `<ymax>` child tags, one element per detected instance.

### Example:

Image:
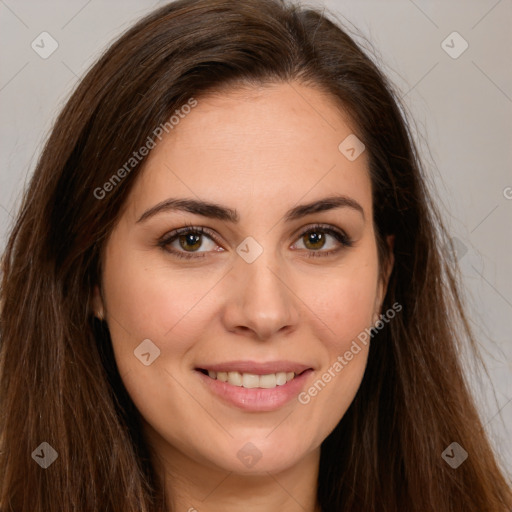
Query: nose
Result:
<box><xmin>221</xmin><ymin>251</ymin><xmax>301</xmax><ymax>341</ymax></box>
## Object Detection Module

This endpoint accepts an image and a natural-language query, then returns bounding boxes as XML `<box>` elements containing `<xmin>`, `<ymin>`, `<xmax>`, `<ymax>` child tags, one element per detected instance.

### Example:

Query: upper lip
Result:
<box><xmin>196</xmin><ymin>360</ymin><xmax>313</xmax><ymax>375</ymax></box>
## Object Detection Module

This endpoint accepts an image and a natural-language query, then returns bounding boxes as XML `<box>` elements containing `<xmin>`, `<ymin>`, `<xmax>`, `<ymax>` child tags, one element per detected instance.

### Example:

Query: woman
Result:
<box><xmin>1</xmin><ymin>0</ymin><xmax>511</xmax><ymax>510</ymax></box>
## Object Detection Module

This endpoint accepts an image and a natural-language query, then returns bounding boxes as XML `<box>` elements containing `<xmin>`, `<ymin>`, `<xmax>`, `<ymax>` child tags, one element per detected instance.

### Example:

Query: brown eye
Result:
<box><xmin>302</xmin><ymin>231</ymin><xmax>327</xmax><ymax>250</ymax></box>
<box><xmin>292</xmin><ymin>224</ymin><xmax>353</xmax><ymax>258</ymax></box>
<box><xmin>158</xmin><ymin>226</ymin><xmax>222</xmax><ymax>259</ymax></box>
<box><xmin>177</xmin><ymin>232</ymin><xmax>203</xmax><ymax>252</ymax></box>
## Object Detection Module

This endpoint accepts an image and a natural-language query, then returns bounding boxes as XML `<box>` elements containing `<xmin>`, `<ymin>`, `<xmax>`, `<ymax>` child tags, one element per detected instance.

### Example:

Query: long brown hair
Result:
<box><xmin>1</xmin><ymin>0</ymin><xmax>511</xmax><ymax>510</ymax></box>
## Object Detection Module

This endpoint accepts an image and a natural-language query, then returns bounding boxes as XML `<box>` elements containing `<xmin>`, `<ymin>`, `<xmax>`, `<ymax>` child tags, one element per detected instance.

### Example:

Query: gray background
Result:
<box><xmin>0</xmin><ymin>0</ymin><xmax>511</xmax><ymax>478</ymax></box>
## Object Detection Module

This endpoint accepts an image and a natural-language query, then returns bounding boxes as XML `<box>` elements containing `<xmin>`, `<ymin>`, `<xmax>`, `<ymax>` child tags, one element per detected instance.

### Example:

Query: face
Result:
<box><xmin>93</xmin><ymin>81</ymin><xmax>393</xmax><ymax>477</ymax></box>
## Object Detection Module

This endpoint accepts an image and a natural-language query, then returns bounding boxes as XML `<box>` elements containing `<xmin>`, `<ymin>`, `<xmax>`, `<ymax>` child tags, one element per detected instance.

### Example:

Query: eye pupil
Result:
<box><xmin>304</xmin><ymin>231</ymin><xmax>325</xmax><ymax>250</ymax></box>
<box><xmin>179</xmin><ymin>233</ymin><xmax>202</xmax><ymax>251</ymax></box>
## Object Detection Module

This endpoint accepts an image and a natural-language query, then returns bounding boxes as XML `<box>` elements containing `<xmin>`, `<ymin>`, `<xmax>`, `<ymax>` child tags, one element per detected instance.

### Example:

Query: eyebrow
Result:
<box><xmin>136</xmin><ymin>194</ymin><xmax>365</xmax><ymax>224</ymax></box>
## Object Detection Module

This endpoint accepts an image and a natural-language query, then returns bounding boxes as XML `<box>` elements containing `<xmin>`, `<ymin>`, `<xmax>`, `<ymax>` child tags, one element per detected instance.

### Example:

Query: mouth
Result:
<box><xmin>194</xmin><ymin>361</ymin><xmax>314</xmax><ymax>412</ymax></box>
<box><xmin>197</xmin><ymin>368</ymin><xmax>303</xmax><ymax>389</ymax></box>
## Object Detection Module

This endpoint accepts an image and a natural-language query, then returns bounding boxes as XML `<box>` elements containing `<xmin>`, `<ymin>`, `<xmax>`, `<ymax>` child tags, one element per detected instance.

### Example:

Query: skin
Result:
<box><xmin>93</xmin><ymin>81</ymin><xmax>394</xmax><ymax>512</ymax></box>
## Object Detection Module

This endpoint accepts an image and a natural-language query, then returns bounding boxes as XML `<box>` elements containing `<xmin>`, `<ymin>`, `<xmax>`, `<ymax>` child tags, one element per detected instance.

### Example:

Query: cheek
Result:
<box><xmin>100</xmin><ymin>244</ymin><xmax>216</xmax><ymax>439</ymax></box>
<box><xmin>101</xmin><ymin>239</ymin><xmax>220</xmax><ymax>353</ymax></box>
<box><xmin>292</xmin><ymin>248</ymin><xmax>379</xmax><ymax>438</ymax></box>
<box><xmin>305</xmin><ymin>254</ymin><xmax>379</xmax><ymax>351</ymax></box>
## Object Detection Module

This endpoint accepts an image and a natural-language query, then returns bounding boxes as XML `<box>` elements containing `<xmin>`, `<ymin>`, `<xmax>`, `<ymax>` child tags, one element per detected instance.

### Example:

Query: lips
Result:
<box><xmin>195</xmin><ymin>360</ymin><xmax>313</xmax><ymax>411</ymax></box>
<box><xmin>195</xmin><ymin>360</ymin><xmax>311</xmax><ymax>388</ymax></box>
<box><xmin>199</xmin><ymin>369</ymin><xmax>297</xmax><ymax>388</ymax></box>
<box><xmin>196</xmin><ymin>360</ymin><xmax>312</xmax><ymax>375</ymax></box>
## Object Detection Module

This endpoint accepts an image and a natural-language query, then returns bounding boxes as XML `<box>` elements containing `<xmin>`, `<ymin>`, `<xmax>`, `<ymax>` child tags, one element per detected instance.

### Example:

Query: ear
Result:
<box><xmin>91</xmin><ymin>284</ymin><xmax>105</xmax><ymax>319</ymax></box>
<box><xmin>383</xmin><ymin>234</ymin><xmax>395</xmax><ymax>288</ymax></box>
<box><xmin>375</xmin><ymin>234</ymin><xmax>395</xmax><ymax>313</ymax></box>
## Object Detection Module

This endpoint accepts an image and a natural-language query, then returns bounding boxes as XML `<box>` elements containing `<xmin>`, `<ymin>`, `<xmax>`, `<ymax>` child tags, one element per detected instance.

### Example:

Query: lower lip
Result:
<box><xmin>196</xmin><ymin>369</ymin><xmax>313</xmax><ymax>412</ymax></box>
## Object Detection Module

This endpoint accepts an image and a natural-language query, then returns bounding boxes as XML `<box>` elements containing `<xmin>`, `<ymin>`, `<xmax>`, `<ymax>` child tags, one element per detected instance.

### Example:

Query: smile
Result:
<box><xmin>195</xmin><ymin>362</ymin><xmax>313</xmax><ymax>412</ymax></box>
<box><xmin>199</xmin><ymin>369</ymin><xmax>298</xmax><ymax>388</ymax></box>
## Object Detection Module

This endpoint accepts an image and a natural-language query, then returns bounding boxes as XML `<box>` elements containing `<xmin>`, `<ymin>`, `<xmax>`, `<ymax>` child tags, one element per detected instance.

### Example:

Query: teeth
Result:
<box><xmin>276</xmin><ymin>372</ymin><xmax>286</xmax><ymax>385</ymax></box>
<box><xmin>227</xmin><ymin>371</ymin><xmax>242</xmax><ymax>386</ymax></box>
<box><xmin>259</xmin><ymin>373</ymin><xmax>277</xmax><ymax>388</ymax></box>
<box><xmin>242</xmin><ymin>373</ymin><xmax>260</xmax><ymax>388</ymax></box>
<box><xmin>204</xmin><ymin>370</ymin><xmax>298</xmax><ymax>388</ymax></box>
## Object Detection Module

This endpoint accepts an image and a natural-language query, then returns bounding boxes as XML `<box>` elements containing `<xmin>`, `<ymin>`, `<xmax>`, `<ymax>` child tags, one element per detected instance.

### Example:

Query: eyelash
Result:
<box><xmin>157</xmin><ymin>222</ymin><xmax>353</xmax><ymax>260</ymax></box>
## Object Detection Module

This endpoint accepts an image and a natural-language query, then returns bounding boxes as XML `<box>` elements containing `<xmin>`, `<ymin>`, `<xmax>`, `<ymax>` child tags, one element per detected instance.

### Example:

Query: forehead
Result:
<box><xmin>126</xmin><ymin>82</ymin><xmax>372</xmax><ymax>221</ymax></box>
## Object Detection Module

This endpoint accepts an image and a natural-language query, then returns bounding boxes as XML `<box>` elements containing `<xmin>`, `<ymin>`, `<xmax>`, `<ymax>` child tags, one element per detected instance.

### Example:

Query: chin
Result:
<box><xmin>206</xmin><ymin>433</ymin><xmax>314</xmax><ymax>475</ymax></box>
